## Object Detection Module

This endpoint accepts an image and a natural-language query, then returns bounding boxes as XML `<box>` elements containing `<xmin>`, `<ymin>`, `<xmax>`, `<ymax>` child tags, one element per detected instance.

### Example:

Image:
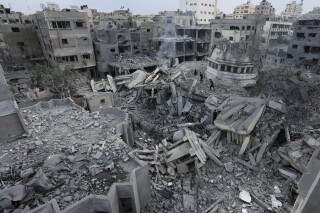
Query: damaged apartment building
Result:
<box><xmin>94</xmin><ymin>10</ymin><xmax>212</xmax><ymax>77</ymax></box>
<box><xmin>33</xmin><ymin>7</ymin><xmax>96</xmax><ymax>76</ymax></box>
<box><xmin>0</xmin><ymin>5</ymin><xmax>44</xmax><ymax>68</ymax></box>
<box><xmin>151</xmin><ymin>11</ymin><xmax>211</xmax><ymax>65</ymax></box>
<box><xmin>287</xmin><ymin>7</ymin><xmax>320</xmax><ymax>68</ymax></box>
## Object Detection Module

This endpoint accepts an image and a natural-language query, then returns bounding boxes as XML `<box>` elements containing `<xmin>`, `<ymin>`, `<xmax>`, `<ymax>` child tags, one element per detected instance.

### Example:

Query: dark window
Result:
<box><xmin>62</xmin><ymin>39</ymin><xmax>68</xmax><ymax>44</ymax></box>
<box><xmin>296</xmin><ymin>33</ymin><xmax>305</xmax><ymax>39</ymax></box>
<box><xmin>304</xmin><ymin>46</ymin><xmax>311</xmax><ymax>53</ymax></box>
<box><xmin>2</xmin><ymin>20</ymin><xmax>7</xmax><ymax>23</ymax></box>
<box><xmin>51</xmin><ymin>21</ymin><xmax>71</xmax><ymax>29</ymax></box>
<box><xmin>100</xmin><ymin>99</ymin><xmax>105</xmax><ymax>104</ymax></box>
<box><xmin>214</xmin><ymin>32</ymin><xmax>221</xmax><ymax>38</ymax></box>
<box><xmin>17</xmin><ymin>42</ymin><xmax>25</xmax><ymax>53</ymax></box>
<box><xmin>229</xmin><ymin>37</ymin><xmax>234</xmax><ymax>41</ymax></box>
<box><xmin>110</xmin><ymin>49</ymin><xmax>115</xmax><ymax>53</ymax></box>
<box><xmin>233</xmin><ymin>67</ymin><xmax>238</xmax><ymax>73</ymax></box>
<box><xmin>247</xmin><ymin>26</ymin><xmax>251</xmax><ymax>30</ymax></box>
<box><xmin>292</xmin><ymin>44</ymin><xmax>298</xmax><ymax>49</ymax></box>
<box><xmin>227</xmin><ymin>66</ymin><xmax>231</xmax><ymax>72</ymax></box>
<box><xmin>147</xmin><ymin>29</ymin><xmax>150</xmax><ymax>32</ymax></box>
<box><xmin>309</xmin><ymin>33</ymin><xmax>316</xmax><ymax>37</ymax></box>
<box><xmin>241</xmin><ymin>68</ymin><xmax>245</xmax><ymax>73</ymax></box>
<box><xmin>75</xmin><ymin>21</ymin><xmax>85</xmax><ymax>28</ymax></box>
<box><xmin>11</xmin><ymin>27</ymin><xmax>20</xmax><ymax>32</ymax></box>
<box><xmin>82</xmin><ymin>54</ymin><xmax>90</xmax><ymax>59</ymax></box>
<box><xmin>221</xmin><ymin>65</ymin><xmax>225</xmax><ymax>71</ymax></box>
<box><xmin>0</xmin><ymin>10</ymin><xmax>4</xmax><ymax>14</ymax></box>
<box><xmin>287</xmin><ymin>54</ymin><xmax>293</xmax><ymax>58</ymax></box>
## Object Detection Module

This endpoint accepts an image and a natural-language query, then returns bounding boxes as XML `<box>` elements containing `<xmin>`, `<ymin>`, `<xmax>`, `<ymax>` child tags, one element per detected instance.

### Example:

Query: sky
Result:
<box><xmin>0</xmin><ymin>0</ymin><xmax>317</xmax><ymax>15</ymax></box>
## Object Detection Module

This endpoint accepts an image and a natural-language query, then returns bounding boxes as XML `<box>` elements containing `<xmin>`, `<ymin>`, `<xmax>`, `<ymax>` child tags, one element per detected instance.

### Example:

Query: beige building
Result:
<box><xmin>33</xmin><ymin>8</ymin><xmax>96</xmax><ymax>76</ymax></box>
<box><xmin>80</xmin><ymin>5</ymin><xmax>94</xmax><ymax>27</ymax></box>
<box><xmin>233</xmin><ymin>1</ymin><xmax>256</xmax><ymax>19</ymax></box>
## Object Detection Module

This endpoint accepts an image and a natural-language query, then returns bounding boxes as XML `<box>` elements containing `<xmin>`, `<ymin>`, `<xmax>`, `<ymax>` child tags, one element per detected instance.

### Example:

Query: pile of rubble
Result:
<box><xmin>0</xmin><ymin>99</ymin><xmax>137</xmax><ymax>212</ymax></box>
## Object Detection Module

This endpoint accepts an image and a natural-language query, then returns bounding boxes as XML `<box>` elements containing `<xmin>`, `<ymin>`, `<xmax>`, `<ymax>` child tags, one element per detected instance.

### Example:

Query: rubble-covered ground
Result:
<box><xmin>2</xmin><ymin>61</ymin><xmax>320</xmax><ymax>212</ymax></box>
<box><xmin>0</xmin><ymin>104</ymin><xmax>133</xmax><ymax>211</ymax></box>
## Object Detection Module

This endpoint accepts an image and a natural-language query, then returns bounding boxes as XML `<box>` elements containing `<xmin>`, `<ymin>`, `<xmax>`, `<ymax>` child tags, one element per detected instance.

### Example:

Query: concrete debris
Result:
<box><xmin>27</xmin><ymin>169</ymin><xmax>53</xmax><ymax>192</ymax></box>
<box><xmin>0</xmin><ymin>185</ymin><xmax>27</xmax><ymax>210</ymax></box>
<box><xmin>2</xmin><ymin>58</ymin><xmax>320</xmax><ymax>213</ymax></box>
<box><xmin>239</xmin><ymin>190</ymin><xmax>252</xmax><ymax>203</ymax></box>
<box><xmin>270</xmin><ymin>195</ymin><xmax>282</xmax><ymax>208</ymax></box>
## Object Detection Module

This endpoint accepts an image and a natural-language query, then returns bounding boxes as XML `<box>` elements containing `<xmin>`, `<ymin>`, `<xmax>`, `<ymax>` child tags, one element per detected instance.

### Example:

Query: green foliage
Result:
<box><xmin>32</xmin><ymin>64</ymin><xmax>77</xmax><ymax>98</ymax></box>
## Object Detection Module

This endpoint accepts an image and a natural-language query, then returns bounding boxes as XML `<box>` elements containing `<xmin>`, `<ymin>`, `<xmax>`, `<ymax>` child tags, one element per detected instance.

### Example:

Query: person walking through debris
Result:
<box><xmin>200</xmin><ymin>72</ymin><xmax>204</xmax><ymax>83</ymax></box>
<box><xmin>210</xmin><ymin>79</ymin><xmax>214</xmax><ymax>90</ymax></box>
<box><xmin>194</xmin><ymin>69</ymin><xmax>198</xmax><ymax>76</ymax></box>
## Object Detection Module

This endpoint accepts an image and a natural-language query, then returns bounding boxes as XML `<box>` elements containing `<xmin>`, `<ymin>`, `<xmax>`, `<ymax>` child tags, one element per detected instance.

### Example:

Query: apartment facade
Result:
<box><xmin>233</xmin><ymin>1</ymin><xmax>256</xmax><ymax>19</ymax></box>
<box><xmin>0</xmin><ymin>5</ymin><xmax>44</xmax><ymax>65</ymax></box>
<box><xmin>255</xmin><ymin>0</ymin><xmax>275</xmax><ymax>20</ymax></box>
<box><xmin>281</xmin><ymin>1</ymin><xmax>303</xmax><ymax>20</ymax></box>
<box><xmin>287</xmin><ymin>7</ymin><xmax>320</xmax><ymax>67</ymax></box>
<box><xmin>33</xmin><ymin>9</ymin><xmax>96</xmax><ymax>75</ymax></box>
<box><xmin>262</xmin><ymin>21</ymin><xmax>293</xmax><ymax>44</ymax></box>
<box><xmin>179</xmin><ymin>0</ymin><xmax>217</xmax><ymax>25</ymax></box>
<box><xmin>211</xmin><ymin>14</ymin><xmax>266</xmax><ymax>47</ymax></box>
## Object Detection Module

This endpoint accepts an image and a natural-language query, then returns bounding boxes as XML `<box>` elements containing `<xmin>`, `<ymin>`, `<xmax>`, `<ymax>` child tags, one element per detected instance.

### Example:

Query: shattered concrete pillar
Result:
<box><xmin>170</xmin><ymin>82</ymin><xmax>177</xmax><ymax>104</ymax></box>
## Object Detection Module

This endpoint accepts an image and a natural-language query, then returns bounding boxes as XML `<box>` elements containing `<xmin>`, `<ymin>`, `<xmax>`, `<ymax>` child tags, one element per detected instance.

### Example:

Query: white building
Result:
<box><xmin>179</xmin><ymin>0</ymin><xmax>217</xmax><ymax>25</ymax></box>
<box><xmin>233</xmin><ymin>1</ymin><xmax>256</xmax><ymax>19</ymax></box>
<box><xmin>281</xmin><ymin>1</ymin><xmax>303</xmax><ymax>20</ymax></box>
<box><xmin>262</xmin><ymin>21</ymin><xmax>293</xmax><ymax>44</ymax></box>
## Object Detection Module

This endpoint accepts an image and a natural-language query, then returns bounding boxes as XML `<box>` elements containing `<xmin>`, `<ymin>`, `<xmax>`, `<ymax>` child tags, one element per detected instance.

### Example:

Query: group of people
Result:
<box><xmin>194</xmin><ymin>69</ymin><xmax>214</xmax><ymax>90</ymax></box>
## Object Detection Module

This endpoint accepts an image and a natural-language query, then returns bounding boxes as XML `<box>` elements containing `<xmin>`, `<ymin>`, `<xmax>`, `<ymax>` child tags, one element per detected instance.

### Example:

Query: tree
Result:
<box><xmin>32</xmin><ymin>64</ymin><xmax>77</xmax><ymax>98</ymax></box>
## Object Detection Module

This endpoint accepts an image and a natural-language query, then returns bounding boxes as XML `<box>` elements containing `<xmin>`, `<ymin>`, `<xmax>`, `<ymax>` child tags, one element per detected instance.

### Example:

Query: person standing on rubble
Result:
<box><xmin>200</xmin><ymin>72</ymin><xmax>204</xmax><ymax>83</ymax></box>
<box><xmin>210</xmin><ymin>79</ymin><xmax>214</xmax><ymax>90</ymax></box>
<box><xmin>194</xmin><ymin>69</ymin><xmax>198</xmax><ymax>76</ymax></box>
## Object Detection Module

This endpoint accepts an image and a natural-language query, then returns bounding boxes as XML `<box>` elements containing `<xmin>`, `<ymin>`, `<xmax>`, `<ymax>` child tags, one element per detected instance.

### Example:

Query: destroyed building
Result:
<box><xmin>33</xmin><ymin>8</ymin><xmax>96</xmax><ymax>75</ymax></box>
<box><xmin>211</xmin><ymin>14</ymin><xmax>266</xmax><ymax>46</ymax></box>
<box><xmin>151</xmin><ymin>11</ymin><xmax>211</xmax><ymax>65</ymax></box>
<box><xmin>206</xmin><ymin>41</ymin><xmax>259</xmax><ymax>87</ymax></box>
<box><xmin>287</xmin><ymin>7</ymin><xmax>320</xmax><ymax>69</ymax></box>
<box><xmin>0</xmin><ymin>6</ymin><xmax>44</xmax><ymax>67</ymax></box>
<box><xmin>0</xmin><ymin>63</ymin><xmax>27</xmax><ymax>142</ymax></box>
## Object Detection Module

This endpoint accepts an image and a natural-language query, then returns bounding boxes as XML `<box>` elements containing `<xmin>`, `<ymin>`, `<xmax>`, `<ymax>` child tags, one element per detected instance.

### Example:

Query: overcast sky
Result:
<box><xmin>0</xmin><ymin>0</ymin><xmax>317</xmax><ymax>15</ymax></box>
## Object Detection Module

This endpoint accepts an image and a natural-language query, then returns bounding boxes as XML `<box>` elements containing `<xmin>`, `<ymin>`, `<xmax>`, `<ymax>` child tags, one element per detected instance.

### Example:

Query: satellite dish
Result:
<box><xmin>40</xmin><ymin>3</ymin><xmax>46</xmax><ymax>10</ymax></box>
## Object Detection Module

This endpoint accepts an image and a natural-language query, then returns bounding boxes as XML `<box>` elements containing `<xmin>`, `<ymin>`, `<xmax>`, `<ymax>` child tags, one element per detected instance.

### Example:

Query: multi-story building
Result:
<box><xmin>287</xmin><ymin>7</ymin><xmax>320</xmax><ymax>67</ymax></box>
<box><xmin>151</xmin><ymin>11</ymin><xmax>211</xmax><ymax>63</ymax></box>
<box><xmin>255</xmin><ymin>0</ymin><xmax>275</xmax><ymax>20</ymax></box>
<box><xmin>33</xmin><ymin>8</ymin><xmax>96</xmax><ymax>76</ymax></box>
<box><xmin>281</xmin><ymin>1</ymin><xmax>303</xmax><ymax>20</ymax></box>
<box><xmin>179</xmin><ymin>0</ymin><xmax>217</xmax><ymax>25</ymax></box>
<box><xmin>0</xmin><ymin>5</ymin><xmax>22</xmax><ymax>24</ymax></box>
<box><xmin>80</xmin><ymin>5</ymin><xmax>94</xmax><ymax>27</ymax></box>
<box><xmin>233</xmin><ymin>1</ymin><xmax>256</xmax><ymax>19</ymax></box>
<box><xmin>262</xmin><ymin>21</ymin><xmax>293</xmax><ymax>44</ymax></box>
<box><xmin>211</xmin><ymin>14</ymin><xmax>266</xmax><ymax>47</ymax></box>
<box><xmin>0</xmin><ymin>5</ymin><xmax>44</xmax><ymax>66</ymax></box>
